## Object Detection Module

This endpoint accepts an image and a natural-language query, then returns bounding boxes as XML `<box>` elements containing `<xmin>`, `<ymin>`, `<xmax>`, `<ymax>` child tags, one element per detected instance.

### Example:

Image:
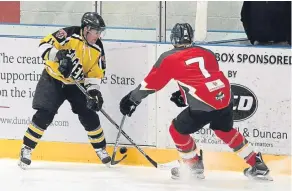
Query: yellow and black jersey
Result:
<box><xmin>39</xmin><ymin>26</ymin><xmax>105</xmax><ymax>84</ymax></box>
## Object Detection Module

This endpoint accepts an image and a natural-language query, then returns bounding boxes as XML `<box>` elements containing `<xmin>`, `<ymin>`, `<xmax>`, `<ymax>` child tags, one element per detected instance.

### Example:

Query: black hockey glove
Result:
<box><xmin>119</xmin><ymin>92</ymin><xmax>140</xmax><ymax>117</ymax></box>
<box><xmin>86</xmin><ymin>89</ymin><xmax>104</xmax><ymax>112</ymax></box>
<box><xmin>170</xmin><ymin>90</ymin><xmax>187</xmax><ymax>107</ymax></box>
<box><xmin>56</xmin><ymin>50</ymin><xmax>74</xmax><ymax>78</ymax></box>
<box><xmin>55</xmin><ymin>49</ymin><xmax>69</xmax><ymax>61</ymax></box>
<box><xmin>58</xmin><ymin>57</ymin><xmax>74</xmax><ymax>78</ymax></box>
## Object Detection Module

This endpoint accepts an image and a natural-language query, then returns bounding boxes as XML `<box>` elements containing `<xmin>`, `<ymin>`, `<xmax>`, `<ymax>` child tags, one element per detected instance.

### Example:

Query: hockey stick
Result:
<box><xmin>111</xmin><ymin>115</ymin><xmax>127</xmax><ymax>165</ymax></box>
<box><xmin>71</xmin><ymin>78</ymin><xmax>159</xmax><ymax>168</ymax></box>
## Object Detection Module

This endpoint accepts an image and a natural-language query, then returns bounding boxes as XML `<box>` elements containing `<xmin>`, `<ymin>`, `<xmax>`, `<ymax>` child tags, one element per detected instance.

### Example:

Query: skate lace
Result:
<box><xmin>22</xmin><ymin>147</ymin><xmax>32</xmax><ymax>160</ymax></box>
<box><xmin>96</xmin><ymin>149</ymin><xmax>108</xmax><ymax>159</ymax></box>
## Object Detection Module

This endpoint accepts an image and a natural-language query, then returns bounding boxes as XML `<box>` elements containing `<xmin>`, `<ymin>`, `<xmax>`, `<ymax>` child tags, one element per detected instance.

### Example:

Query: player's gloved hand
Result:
<box><xmin>56</xmin><ymin>50</ymin><xmax>74</xmax><ymax>78</ymax></box>
<box><xmin>55</xmin><ymin>49</ymin><xmax>69</xmax><ymax>61</ymax></box>
<box><xmin>170</xmin><ymin>90</ymin><xmax>187</xmax><ymax>107</ymax></box>
<box><xmin>119</xmin><ymin>92</ymin><xmax>140</xmax><ymax>117</ymax></box>
<box><xmin>86</xmin><ymin>89</ymin><xmax>104</xmax><ymax>112</ymax></box>
<box><xmin>58</xmin><ymin>57</ymin><xmax>74</xmax><ymax>78</ymax></box>
<box><xmin>85</xmin><ymin>78</ymin><xmax>103</xmax><ymax>112</ymax></box>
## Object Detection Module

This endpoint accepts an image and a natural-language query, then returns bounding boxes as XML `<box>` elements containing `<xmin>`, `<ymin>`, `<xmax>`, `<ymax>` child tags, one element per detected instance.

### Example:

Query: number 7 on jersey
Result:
<box><xmin>185</xmin><ymin>57</ymin><xmax>211</xmax><ymax>78</ymax></box>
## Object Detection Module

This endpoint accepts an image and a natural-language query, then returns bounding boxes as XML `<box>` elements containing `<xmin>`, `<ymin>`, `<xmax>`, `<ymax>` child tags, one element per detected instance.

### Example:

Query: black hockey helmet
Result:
<box><xmin>170</xmin><ymin>23</ymin><xmax>194</xmax><ymax>46</ymax></box>
<box><xmin>81</xmin><ymin>12</ymin><xmax>106</xmax><ymax>31</ymax></box>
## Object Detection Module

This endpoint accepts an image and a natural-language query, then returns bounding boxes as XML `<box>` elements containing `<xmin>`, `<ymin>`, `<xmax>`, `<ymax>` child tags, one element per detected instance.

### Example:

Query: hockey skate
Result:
<box><xmin>171</xmin><ymin>149</ymin><xmax>205</xmax><ymax>180</ymax></box>
<box><xmin>96</xmin><ymin>147</ymin><xmax>111</xmax><ymax>166</ymax></box>
<box><xmin>244</xmin><ymin>152</ymin><xmax>273</xmax><ymax>181</ymax></box>
<box><xmin>18</xmin><ymin>145</ymin><xmax>32</xmax><ymax>170</ymax></box>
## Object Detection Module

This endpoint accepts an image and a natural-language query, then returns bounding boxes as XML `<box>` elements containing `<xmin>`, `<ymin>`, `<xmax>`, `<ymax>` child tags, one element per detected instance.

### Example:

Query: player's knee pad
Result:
<box><xmin>78</xmin><ymin>110</ymin><xmax>100</xmax><ymax>131</ymax></box>
<box><xmin>32</xmin><ymin>109</ymin><xmax>56</xmax><ymax>130</ymax></box>
<box><xmin>71</xmin><ymin>102</ymin><xmax>89</xmax><ymax>115</ymax></box>
<box><xmin>172</xmin><ymin>118</ymin><xmax>200</xmax><ymax>135</ymax></box>
<box><xmin>209</xmin><ymin>102</ymin><xmax>234</xmax><ymax>132</ymax></box>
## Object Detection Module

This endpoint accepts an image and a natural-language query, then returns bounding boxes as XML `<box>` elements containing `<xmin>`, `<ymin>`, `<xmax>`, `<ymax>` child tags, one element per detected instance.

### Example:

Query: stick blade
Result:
<box><xmin>157</xmin><ymin>160</ymin><xmax>180</xmax><ymax>170</ymax></box>
<box><xmin>111</xmin><ymin>154</ymin><xmax>128</xmax><ymax>165</ymax></box>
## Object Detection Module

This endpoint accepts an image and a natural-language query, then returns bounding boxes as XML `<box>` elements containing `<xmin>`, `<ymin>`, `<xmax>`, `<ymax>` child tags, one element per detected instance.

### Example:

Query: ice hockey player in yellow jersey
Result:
<box><xmin>18</xmin><ymin>12</ymin><xmax>111</xmax><ymax>169</ymax></box>
<box><xmin>39</xmin><ymin>15</ymin><xmax>106</xmax><ymax>84</ymax></box>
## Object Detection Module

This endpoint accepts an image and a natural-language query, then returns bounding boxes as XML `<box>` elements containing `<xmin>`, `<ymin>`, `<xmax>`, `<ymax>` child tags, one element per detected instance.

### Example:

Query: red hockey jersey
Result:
<box><xmin>130</xmin><ymin>46</ymin><xmax>231</xmax><ymax>111</ymax></box>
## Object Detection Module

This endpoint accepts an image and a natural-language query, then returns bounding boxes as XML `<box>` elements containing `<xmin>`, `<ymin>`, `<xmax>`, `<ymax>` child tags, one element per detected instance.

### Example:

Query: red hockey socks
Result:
<box><xmin>169</xmin><ymin>123</ymin><xmax>199</xmax><ymax>165</ymax></box>
<box><xmin>214</xmin><ymin>128</ymin><xmax>256</xmax><ymax>166</ymax></box>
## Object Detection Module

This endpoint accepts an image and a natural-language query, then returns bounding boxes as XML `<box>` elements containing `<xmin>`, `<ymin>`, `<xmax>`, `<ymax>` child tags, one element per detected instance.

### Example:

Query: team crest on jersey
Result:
<box><xmin>215</xmin><ymin>91</ymin><xmax>225</xmax><ymax>101</ymax></box>
<box><xmin>55</xmin><ymin>29</ymin><xmax>67</xmax><ymax>39</ymax></box>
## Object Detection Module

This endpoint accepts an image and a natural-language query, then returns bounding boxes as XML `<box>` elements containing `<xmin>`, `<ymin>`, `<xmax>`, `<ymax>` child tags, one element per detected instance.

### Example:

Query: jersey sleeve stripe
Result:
<box><xmin>39</xmin><ymin>43</ymin><xmax>53</xmax><ymax>60</ymax></box>
<box><xmin>60</xmin><ymin>37</ymin><xmax>71</xmax><ymax>46</ymax></box>
<box><xmin>41</xmin><ymin>47</ymin><xmax>52</xmax><ymax>60</ymax></box>
<box><xmin>91</xmin><ymin>44</ymin><xmax>102</xmax><ymax>52</ymax></box>
<box><xmin>98</xmin><ymin>56</ymin><xmax>102</xmax><ymax>69</ymax></box>
<box><xmin>71</xmin><ymin>34</ymin><xmax>83</xmax><ymax>41</ymax></box>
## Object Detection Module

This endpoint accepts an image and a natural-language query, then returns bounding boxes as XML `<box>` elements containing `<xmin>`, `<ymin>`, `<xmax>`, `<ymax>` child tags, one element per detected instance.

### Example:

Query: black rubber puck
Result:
<box><xmin>119</xmin><ymin>147</ymin><xmax>127</xmax><ymax>154</ymax></box>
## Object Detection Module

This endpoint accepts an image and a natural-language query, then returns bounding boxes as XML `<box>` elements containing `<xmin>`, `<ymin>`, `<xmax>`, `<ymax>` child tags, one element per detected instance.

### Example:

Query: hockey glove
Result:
<box><xmin>55</xmin><ymin>49</ymin><xmax>69</xmax><ymax>61</ymax></box>
<box><xmin>119</xmin><ymin>92</ymin><xmax>140</xmax><ymax>117</ymax></box>
<box><xmin>170</xmin><ymin>90</ymin><xmax>187</xmax><ymax>107</ymax></box>
<box><xmin>86</xmin><ymin>90</ymin><xmax>103</xmax><ymax>112</ymax></box>
<box><xmin>58</xmin><ymin>57</ymin><xmax>74</xmax><ymax>78</ymax></box>
<box><xmin>85</xmin><ymin>78</ymin><xmax>103</xmax><ymax>112</ymax></box>
<box><xmin>56</xmin><ymin>50</ymin><xmax>74</xmax><ymax>78</ymax></box>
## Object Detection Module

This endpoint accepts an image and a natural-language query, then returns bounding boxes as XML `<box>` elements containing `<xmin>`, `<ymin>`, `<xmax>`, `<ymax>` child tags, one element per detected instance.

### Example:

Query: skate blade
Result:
<box><xmin>247</xmin><ymin>174</ymin><xmax>273</xmax><ymax>181</ymax></box>
<box><xmin>253</xmin><ymin>175</ymin><xmax>273</xmax><ymax>181</ymax></box>
<box><xmin>18</xmin><ymin>161</ymin><xmax>29</xmax><ymax>170</ymax></box>
<box><xmin>193</xmin><ymin>173</ymin><xmax>205</xmax><ymax>179</ymax></box>
<box><xmin>171</xmin><ymin>173</ymin><xmax>205</xmax><ymax>180</ymax></box>
<box><xmin>104</xmin><ymin>158</ymin><xmax>112</xmax><ymax>168</ymax></box>
<box><xmin>105</xmin><ymin>162</ymin><xmax>111</xmax><ymax>168</ymax></box>
<box><xmin>171</xmin><ymin>175</ymin><xmax>180</xmax><ymax>180</ymax></box>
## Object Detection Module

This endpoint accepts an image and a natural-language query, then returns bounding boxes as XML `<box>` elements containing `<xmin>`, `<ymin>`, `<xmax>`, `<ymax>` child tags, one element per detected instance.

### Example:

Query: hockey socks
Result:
<box><xmin>214</xmin><ymin>128</ymin><xmax>256</xmax><ymax>166</ymax></box>
<box><xmin>87</xmin><ymin>125</ymin><xmax>106</xmax><ymax>150</ymax></box>
<box><xmin>23</xmin><ymin>122</ymin><xmax>45</xmax><ymax>149</ymax></box>
<box><xmin>87</xmin><ymin>126</ymin><xmax>111</xmax><ymax>164</ymax></box>
<box><xmin>169</xmin><ymin>123</ymin><xmax>199</xmax><ymax>164</ymax></box>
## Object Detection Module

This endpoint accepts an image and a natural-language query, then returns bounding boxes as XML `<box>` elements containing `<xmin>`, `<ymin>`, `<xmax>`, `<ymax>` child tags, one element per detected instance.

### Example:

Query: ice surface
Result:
<box><xmin>0</xmin><ymin>159</ymin><xmax>290</xmax><ymax>191</ymax></box>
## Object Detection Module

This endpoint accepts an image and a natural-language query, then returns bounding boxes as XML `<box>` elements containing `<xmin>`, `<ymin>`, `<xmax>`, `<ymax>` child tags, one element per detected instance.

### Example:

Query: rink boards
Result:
<box><xmin>0</xmin><ymin>38</ymin><xmax>291</xmax><ymax>175</ymax></box>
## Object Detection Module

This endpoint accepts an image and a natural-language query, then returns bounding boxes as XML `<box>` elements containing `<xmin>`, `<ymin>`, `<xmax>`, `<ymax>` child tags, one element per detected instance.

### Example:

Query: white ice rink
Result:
<box><xmin>1</xmin><ymin>159</ymin><xmax>290</xmax><ymax>191</ymax></box>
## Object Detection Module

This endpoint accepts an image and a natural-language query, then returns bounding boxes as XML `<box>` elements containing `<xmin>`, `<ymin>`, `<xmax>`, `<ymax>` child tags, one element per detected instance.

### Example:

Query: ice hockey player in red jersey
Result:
<box><xmin>119</xmin><ymin>23</ymin><xmax>272</xmax><ymax>181</ymax></box>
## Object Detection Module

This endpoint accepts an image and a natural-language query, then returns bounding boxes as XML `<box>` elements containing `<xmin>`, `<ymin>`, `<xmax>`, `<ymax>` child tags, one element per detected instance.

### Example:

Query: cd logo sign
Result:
<box><xmin>231</xmin><ymin>83</ymin><xmax>258</xmax><ymax>122</ymax></box>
